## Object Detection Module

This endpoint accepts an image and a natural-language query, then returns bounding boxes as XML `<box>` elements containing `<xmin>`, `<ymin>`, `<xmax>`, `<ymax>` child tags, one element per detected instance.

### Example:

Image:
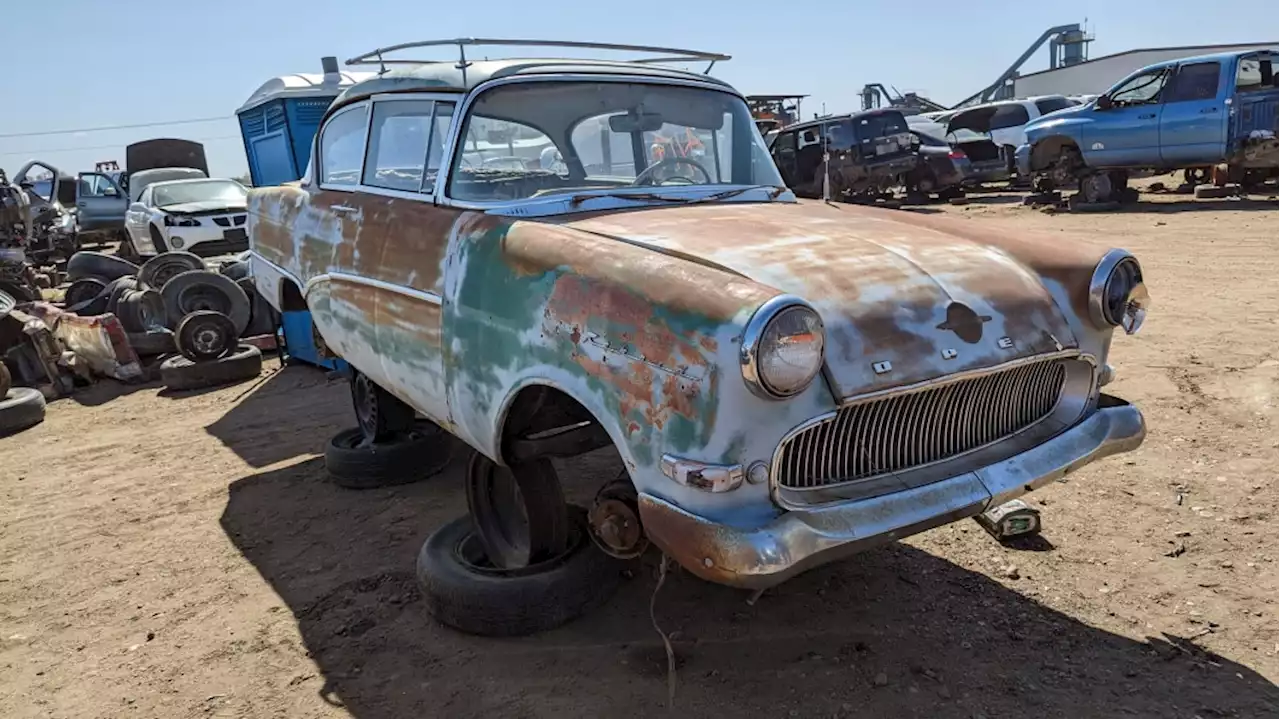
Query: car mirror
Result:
<box><xmin>1095</xmin><ymin>95</ymin><xmax>1113</xmax><ymax>110</ymax></box>
<box><xmin>609</xmin><ymin>112</ymin><xmax>664</xmax><ymax>134</ymax></box>
<box><xmin>129</xmin><ymin>202</ymin><xmax>147</xmax><ymax>212</ymax></box>
<box><xmin>103</xmin><ymin>187</ymin><xmax>118</xmax><ymax>197</ymax></box>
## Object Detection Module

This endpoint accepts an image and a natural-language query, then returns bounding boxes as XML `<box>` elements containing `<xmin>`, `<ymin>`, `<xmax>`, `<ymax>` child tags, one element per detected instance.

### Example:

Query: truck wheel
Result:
<box><xmin>160</xmin><ymin>345</ymin><xmax>262</xmax><ymax>391</ymax></box>
<box><xmin>160</xmin><ymin>270</ymin><xmax>250</xmax><ymax>335</ymax></box>
<box><xmin>1079</xmin><ymin>171</ymin><xmax>1115</xmax><ymax>204</ymax></box>
<box><xmin>416</xmin><ymin>508</ymin><xmax>627</xmax><ymax>637</ymax></box>
<box><xmin>138</xmin><ymin>251</ymin><xmax>204</xmax><ymax>290</ymax></box>
<box><xmin>324</xmin><ymin>423</ymin><xmax>451</xmax><ymax>489</ymax></box>
<box><xmin>0</xmin><ymin>387</ymin><xmax>46</xmax><ymax>437</ymax></box>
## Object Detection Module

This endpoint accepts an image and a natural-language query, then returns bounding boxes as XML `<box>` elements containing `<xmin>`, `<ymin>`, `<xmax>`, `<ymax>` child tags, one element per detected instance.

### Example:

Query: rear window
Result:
<box><xmin>1236</xmin><ymin>53</ymin><xmax>1278</xmax><ymax>92</ymax></box>
<box><xmin>856</xmin><ymin>112</ymin><xmax>908</xmax><ymax>138</ymax></box>
<box><xmin>1034</xmin><ymin>97</ymin><xmax>1074</xmax><ymax>115</ymax></box>
<box><xmin>988</xmin><ymin>104</ymin><xmax>1031</xmax><ymax>130</ymax></box>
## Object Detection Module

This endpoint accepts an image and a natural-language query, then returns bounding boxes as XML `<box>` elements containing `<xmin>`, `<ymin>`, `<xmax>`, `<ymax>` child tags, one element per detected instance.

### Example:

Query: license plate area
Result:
<box><xmin>223</xmin><ymin>228</ymin><xmax>247</xmax><ymax>241</ymax></box>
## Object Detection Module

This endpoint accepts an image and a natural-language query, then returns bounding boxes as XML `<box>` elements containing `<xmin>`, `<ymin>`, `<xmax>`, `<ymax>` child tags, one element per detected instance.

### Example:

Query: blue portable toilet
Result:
<box><xmin>236</xmin><ymin>58</ymin><xmax>373</xmax><ymax>371</ymax></box>
<box><xmin>236</xmin><ymin>57</ymin><xmax>372</xmax><ymax>186</ymax></box>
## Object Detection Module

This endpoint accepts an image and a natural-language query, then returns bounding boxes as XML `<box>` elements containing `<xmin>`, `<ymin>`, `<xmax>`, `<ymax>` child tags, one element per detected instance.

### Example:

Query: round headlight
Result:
<box><xmin>170</xmin><ymin>236</ymin><xmax>185</xmax><ymax>248</ymax></box>
<box><xmin>742</xmin><ymin>297</ymin><xmax>825</xmax><ymax>399</ymax></box>
<box><xmin>1089</xmin><ymin>250</ymin><xmax>1149</xmax><ymax>335</ymax></box>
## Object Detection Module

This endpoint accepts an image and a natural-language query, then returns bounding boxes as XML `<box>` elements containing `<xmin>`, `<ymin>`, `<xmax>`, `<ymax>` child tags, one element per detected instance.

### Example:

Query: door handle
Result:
<box><xmin>1199</xmin><ymin>107</ymin><xmax>1218</xmax><ymax>114</ymax></box>
<box><xmin>1138</xmin><ymin>113</ymin><xmax>1156</xmax><ymax>119</ymax></box>
<box><xmin>331</xmin><ymin>204</ymin><xmax>356</xmax><ymax>215</ymax></box>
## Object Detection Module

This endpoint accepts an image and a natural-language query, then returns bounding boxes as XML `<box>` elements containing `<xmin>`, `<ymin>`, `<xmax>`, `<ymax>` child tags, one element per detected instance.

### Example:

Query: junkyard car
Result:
<box><xmin>124</xmin><ymin>178</ymin><xmax>249</xmax><ymax>257</ymax></box>
<box><xmin>248</xmin><ymin>40</ymin><xmax>1149</xmax><ymax>597</ymax></box>
<box><xmin>771</xmin><ymin>108</ymin><xmax>919</xmax><ymax>199</ymax></box>
<box><xmin>1017</xmin><ymin>50</ymin><xmax>1279</xmax><ymax>201</ymax></box>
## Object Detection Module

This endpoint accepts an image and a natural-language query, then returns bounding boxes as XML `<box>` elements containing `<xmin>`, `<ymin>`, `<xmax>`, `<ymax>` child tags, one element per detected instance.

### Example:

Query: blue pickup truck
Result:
<box><xmin>1017</xmin><ymin>49</ymin><xmax>1278</xmax><ymax>202</ymax></box>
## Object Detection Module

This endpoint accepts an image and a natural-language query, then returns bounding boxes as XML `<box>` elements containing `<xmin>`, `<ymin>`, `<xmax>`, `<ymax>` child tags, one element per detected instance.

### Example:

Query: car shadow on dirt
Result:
<box><xmin>204</xmin><ymin>362</ymin><xmax>349</xmax><ymax>467</ymax></box>
<box><xmin>1120</xmin><ymin>197</ymin><xmax>1278</xmax><ymax>214</ymax></box>
<box><xmin>220</xmin><ymin>458</ymin><xmax>1279</xmax><ymax>719</ymax></box>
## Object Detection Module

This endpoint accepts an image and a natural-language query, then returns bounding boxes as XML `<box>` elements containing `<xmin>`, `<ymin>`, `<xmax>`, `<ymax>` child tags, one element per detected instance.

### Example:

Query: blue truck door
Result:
<box><xmin>1084</xmin><ymin>65</ymin><xmax>1173</xmax><ymax>166</ymax></box>
<box><xmin>1159</xmin><ymin>61</ymin><xmax>1227</xmax><ymax>165</ymax></box>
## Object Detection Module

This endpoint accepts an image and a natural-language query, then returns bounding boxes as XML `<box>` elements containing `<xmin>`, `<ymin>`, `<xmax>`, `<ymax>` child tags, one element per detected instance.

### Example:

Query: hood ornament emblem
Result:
<box><xmin>936</xmin><ymin>302</ymin><xmax>992</xmax><ymax>344</ymax></box>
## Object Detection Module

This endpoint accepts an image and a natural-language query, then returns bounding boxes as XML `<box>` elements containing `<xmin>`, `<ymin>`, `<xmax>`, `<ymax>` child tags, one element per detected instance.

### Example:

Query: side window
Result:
<box><xmin>1109</xmin><ymin>69</ymin><xmax>1171</xmax><ymax>106</ymax></box>
<box><xmin>826</xmin><ymin>122</ymin><xmax>854</xmax><ymax>150</ymax></box>
<box><xmin>1236</xmin><ymin>54</ymin><xmax>1278</xmax><ymax>92</ymax></box>
<box><xmin>319</xmin><ymin>105</ymin><xmax>369</xmax><ymax>187</ymax></box>
<box><xmin>1165</xmin><ymin>62</ymin><xmax>1222</xmax><ymax>103</ymax></box>
<box><xmin>1034</xmin><ymin>97</ymin><xmax>1074</xmax><ymax>115</ymax></box>
<box><xmin>989</xmin><ymin>105</ymin><xmax>1031</xmax><ymax>129</ymax></box>
<box><xmin>139</xmin><ymin>187</ymin><xmax>152</xmax><ymax>206</ymax></box>
<box><xmin>363</xmin><ymin>100</ymin><xmax>434</xmax><ymax>192</ymax></box>
<box><xmin>798</xmin><ymin>128</ymin><xmax>821</xmax><ymax>149</ymax></box>
<box><xmin>773</xmin><ymin>131</ymin><xmax>797</xmax><ymax>153</ymax></box>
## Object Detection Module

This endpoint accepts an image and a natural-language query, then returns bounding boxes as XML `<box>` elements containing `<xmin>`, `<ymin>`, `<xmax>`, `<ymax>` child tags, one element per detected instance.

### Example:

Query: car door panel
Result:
<box><xmin>1085</xmin><ymin>68</ymin><xmax>1171</xmax><ymax>167</ymax></box>
<box><xmin>75</xmin><ymin>173</ymin><xmax>128</xmax><ymax>231</ymax></box>
<box><xmin>1159</xmin><ymin>61</ymin><xmax>1228</xmax><ymax>165</ymax></box>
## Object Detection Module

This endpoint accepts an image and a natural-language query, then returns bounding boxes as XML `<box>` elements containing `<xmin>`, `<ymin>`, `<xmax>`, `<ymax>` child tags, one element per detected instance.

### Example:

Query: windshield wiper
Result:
<box><xmin>568</xmin><ymin>185</ymin><xmax>787</xmax><ymax>207</ymax></box>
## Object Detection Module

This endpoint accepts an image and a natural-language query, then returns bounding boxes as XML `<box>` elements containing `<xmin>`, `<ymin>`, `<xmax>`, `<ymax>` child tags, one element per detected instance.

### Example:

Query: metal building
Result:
<box><xmin>1011</xmin><ymin>42</ymin><xmax>1278</xmax><ymax>99</ymax></box>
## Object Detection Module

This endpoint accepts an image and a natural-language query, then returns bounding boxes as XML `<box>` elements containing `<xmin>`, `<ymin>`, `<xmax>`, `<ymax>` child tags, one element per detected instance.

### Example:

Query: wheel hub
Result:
<box><xmin>353</xmin><ymin>374</ymin><xmax>380</xmax><ymax>441</ymax></box>
<box><xmin>1080</xmin><ymin>172</ymin><xmax>1113</xmax><ymax>204</ymax></box>
<box><xmin>588</xmin><ymin>479</ymin><xmax>647</xmax><ymax>559</ymax></box>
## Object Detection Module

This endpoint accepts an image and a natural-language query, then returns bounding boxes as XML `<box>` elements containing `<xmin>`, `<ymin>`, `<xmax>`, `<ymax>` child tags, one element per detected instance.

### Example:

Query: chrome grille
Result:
<box><xmin>776</xmin><ymin>358</ymin><xmax>1069</xmax><ymax>489</ymax></box>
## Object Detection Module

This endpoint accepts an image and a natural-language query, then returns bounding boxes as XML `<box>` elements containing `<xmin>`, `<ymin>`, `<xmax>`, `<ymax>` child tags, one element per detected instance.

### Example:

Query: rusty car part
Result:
<box><xmin>640</xmin><ymin>395</ymin><xmax>1144</xmax><ymax>588</ymax></box>
<box><xmin>588</xmin><ymin>478</ymin><xmax>649</xmax><ymax>559</ymax></box>
<box><xmin>660</xmin><ymin>455</ymin><xmax>744</xmax><ymax>493</ymax></box>
<box><xmin>465</xmin><ymin>453</ymin><xmax>570</xmax><ymax>570</ymax></box>
<box><xmin>973</xmin><ymin>498</ymin><xmax>1041</xmax><ymax>540</ymax></box>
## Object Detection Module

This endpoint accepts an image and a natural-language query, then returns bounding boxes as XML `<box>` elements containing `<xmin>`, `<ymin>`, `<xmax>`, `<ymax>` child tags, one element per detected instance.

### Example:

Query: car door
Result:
<box><xmin>1158</xmin><ymin>61</ymin><xmax>1227</xmax><ymax>165</ymax></box>
<box><xmin>318</xmin><ymin>96</ymin><xmax>458</xmax><ymax>424</ymax></box>
<box><xmin>1084</xmin><ymin>66</ymin><xmax>1173</xmax><ymax>167</ymax></box>
<box><xmin>793</xmin><ymin>126</ymin><xmax>825</xmax><ymax>195</ymax></box>
<box><xmin>771</xmin><ymin>130</ymin><xmax>799</xmax><ymax>187</ymax></box>
<box><xmin>75</xmin><ymin>172</ymin><xmax>128</xmax><ymax>232</ymax></box>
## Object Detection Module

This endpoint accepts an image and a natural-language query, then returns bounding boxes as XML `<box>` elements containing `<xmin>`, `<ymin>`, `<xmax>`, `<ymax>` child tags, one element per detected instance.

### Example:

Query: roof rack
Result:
<box><xmin>345</xmin><ymin>38</ymin><xmax>730</xmax><ymax>80</ymax></box>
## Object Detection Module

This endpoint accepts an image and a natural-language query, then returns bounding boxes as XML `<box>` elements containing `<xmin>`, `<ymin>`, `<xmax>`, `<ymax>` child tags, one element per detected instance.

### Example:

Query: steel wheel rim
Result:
<box><xmin>180</xmin><ymin>286</ymin><xmax>230</xmax><ymax>315</ymax></box>
<box><xmin>191</xmin><ymin>325</ymin><xmax>223</xmax><ymax>355</ymax></box>
<box><xmin>152</xmin><ymin>262</ymin><xmax>187</xmax><ymax>287</ymax></box>
<box><xmin>353</xmin><ymin>374</ymin><xmax>380</xmax><ymax>440</ymax></box>
<box><xmin>470</xmin><ymin>463</ymin><xmax>534</xmax><ymax>569</ymax></box>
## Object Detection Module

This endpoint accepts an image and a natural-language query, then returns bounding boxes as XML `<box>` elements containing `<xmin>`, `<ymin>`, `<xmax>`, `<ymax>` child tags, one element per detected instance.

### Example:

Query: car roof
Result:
<box><xmin>1144</xmin><ymin>48</ymin><xmax>1274</xmax><ymax>70</ymax></box>
<box><xmin>784</xmin><ymin>108</ymin><xmax>905</xmax><ymax>131</ymax></box>
<box><xmin>334</xmin><ymin>58</ymin><xmax>736</xmax><ymax>108</ymax></box>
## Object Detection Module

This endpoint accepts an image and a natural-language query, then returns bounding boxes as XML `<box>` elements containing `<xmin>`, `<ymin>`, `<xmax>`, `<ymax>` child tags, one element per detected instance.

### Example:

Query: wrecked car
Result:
<box><xmin>945</xmin><ymin>96</ymin><xmax>1077</xmax><ymax>180</ymax></box>
<box><xmin>8</xmin><ymin>161</ymin><xmax>78</xmax><ymax>265</ymax></box>
<box><xmin>247</xmin><ymin>39</ymin><xmax>1150</xmax><ymax>635</ymax></box>
<box><xmin>123</xmin><ymin>178</ymin><xmax>249</xmax><ymax>257</ymax></box>
<box><xmin>771</xmin><ymin>108</ymin><xmax>918</xmax><ymax>200</ymax></box>
<box><xmin>1017</xmin><ymin>49</ymin><xmax>1279</xmax><ymax>202</ymax></box>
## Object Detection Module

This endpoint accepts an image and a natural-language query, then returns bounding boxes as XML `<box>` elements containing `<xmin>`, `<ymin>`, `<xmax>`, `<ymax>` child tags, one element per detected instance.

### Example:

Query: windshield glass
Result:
<box><xmin>447</xmin><ymin>82</ymin><xmax>783</xmax><ymax>202</ymax></box>
<box><xmin>153</xmin><ymin>180</ymin><xmax>246</xmax><ymax>207</ymax></box>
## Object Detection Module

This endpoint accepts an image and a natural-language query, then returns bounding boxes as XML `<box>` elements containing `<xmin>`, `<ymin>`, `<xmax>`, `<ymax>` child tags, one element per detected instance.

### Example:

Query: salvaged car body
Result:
<box><xmin>771</xmin><ymin>109</ymin><xmax>919</xmax><ymax>199</ymax></box>
<box><xmin>248</xmin><ymin>40</ymin><xmax>1150</xmax><ymax>589</ymax></box>
<box><xmin>1018</xmin><ymin>49</ymin><xmax>1279</xmax><ymax>196</ymax></box>
<box><xmin>124</xmin><ymin>178</ymin><xmax>249</xmax><ymax>257</ymax></box>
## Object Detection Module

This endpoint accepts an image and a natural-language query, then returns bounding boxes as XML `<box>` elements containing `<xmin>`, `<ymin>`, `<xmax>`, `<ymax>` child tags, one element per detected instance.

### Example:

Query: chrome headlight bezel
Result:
<box><xmin>1088</xmin><ymin>249</ymin><xmax>1149</xmax><ymax>335</ymax></box>
<box><xmin>741</xmin><ymin>294</ymin><xmax>826</xmax><ymax>400</ymax></box>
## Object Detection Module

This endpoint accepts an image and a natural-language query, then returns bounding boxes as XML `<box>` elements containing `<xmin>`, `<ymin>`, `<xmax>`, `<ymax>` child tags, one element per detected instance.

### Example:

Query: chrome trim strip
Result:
<box><xmin>660</xmin><ymin>455</ymin><xmax>744</xmax><ymax>493</ymax></box>
<box><xmin>326</xmin><ymin>272</ymin><xmax>443</xmax><ymax>305</ymax></box>
<box><xmin>740</xmin><ymin>294</ymin><xmax>824</xmax><ymax>400</ymax></box>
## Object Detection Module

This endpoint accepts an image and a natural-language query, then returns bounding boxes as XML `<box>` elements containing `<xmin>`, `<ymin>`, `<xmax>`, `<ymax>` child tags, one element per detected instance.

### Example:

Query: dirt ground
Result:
<box><xmin>1</xmin><ymin>182</ymin><xmax>1277</xmax><ymax>719</ymax></box>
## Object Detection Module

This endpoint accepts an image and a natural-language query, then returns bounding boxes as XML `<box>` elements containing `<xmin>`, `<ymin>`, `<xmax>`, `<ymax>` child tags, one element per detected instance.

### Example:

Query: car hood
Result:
<box><xmin>1026</xmin><ymin>102</ymin><xmax>1094</xmax><ymax>133</ymax></box>
<box><xmin>553</xmin><ymin>201</ymin><xmax>1078</xmax><ymax>399</ymax></box>
<box><xmin>158</xmin><ymin>200</ymin><xmax>246</xmax><ymax>215</ymax></box>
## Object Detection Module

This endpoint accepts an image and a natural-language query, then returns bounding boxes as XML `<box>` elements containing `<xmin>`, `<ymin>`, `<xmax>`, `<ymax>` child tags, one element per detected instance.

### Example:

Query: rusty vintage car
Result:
<box><xmin>247</xmin><ymin>39</ymin><xmax>1149</xmax><ymax>602</ymax></box>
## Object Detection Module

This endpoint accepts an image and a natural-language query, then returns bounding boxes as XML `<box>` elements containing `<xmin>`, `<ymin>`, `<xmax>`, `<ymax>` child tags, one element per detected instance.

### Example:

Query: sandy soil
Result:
<box><xmin>1</xmin><ymin>184</ymin><xmax>1277</xmax><ymax>719</ymax></box>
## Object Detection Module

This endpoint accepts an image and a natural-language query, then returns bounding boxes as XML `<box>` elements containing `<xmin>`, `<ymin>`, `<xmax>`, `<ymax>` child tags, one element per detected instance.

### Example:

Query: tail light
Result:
<box><xmin>948</xmin><ymin>148</ymin><xmax>967</xmax><ymax>160</ymax></box>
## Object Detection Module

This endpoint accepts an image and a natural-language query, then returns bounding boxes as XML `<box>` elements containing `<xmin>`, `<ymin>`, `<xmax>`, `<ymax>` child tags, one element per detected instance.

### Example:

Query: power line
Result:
<box><xmin>0</xmin><ymin>116</ymin><xmax>234</xmax><ymax>140</ymax></box>
<box><xmin>0</xmin><ymin>136</ymin><xmax>242</xmax><ymax>159</ymax></box>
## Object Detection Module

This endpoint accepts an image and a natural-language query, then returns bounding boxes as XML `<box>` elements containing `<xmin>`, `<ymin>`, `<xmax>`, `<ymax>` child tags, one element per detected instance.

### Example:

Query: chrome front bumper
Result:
<box><xmin>638</xmin><ymin>396</ymin><xmax>1145</xmax><ymax>590</ymax></box>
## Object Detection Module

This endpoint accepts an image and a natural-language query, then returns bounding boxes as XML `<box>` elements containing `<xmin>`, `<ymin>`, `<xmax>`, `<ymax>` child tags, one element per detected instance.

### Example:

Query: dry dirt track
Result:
<box><xmin>1</xmin><ymin>185</ymin><xmax>1277</xmax><ymax>719</ymax></box>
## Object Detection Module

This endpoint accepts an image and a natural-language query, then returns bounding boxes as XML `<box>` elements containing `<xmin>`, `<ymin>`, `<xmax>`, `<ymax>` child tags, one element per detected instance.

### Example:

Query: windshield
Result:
<box><xmin>447</xmin><ymin>81</ymin><xmax>783</xmax><ymax>202</ymax></box>
<box><xmin>153</xmin><ymin>180</ymin><xmax>246</xmax><ymax>208</ymax></box>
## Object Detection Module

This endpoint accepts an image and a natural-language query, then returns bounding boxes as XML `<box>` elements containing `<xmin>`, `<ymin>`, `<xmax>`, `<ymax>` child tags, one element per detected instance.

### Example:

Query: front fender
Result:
<box><xmin>442</xmin><ymin>214</ymin><xmax>831</xmax><ymax>521</ymax></box>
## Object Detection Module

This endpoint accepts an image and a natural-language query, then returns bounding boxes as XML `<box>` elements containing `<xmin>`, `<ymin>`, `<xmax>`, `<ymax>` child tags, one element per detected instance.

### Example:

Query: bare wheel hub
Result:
<box><xmin>588</xmin><ymin>479</ymin><xmax>648</xmax><ymax>559</ymax></box>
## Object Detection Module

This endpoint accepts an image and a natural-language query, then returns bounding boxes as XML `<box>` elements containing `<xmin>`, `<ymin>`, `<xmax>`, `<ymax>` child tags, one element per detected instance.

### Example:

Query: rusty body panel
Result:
<box><xmin>245</xmin><ymin>68</ymin><xmax>1146</xmax><ymax>589</ymax></box>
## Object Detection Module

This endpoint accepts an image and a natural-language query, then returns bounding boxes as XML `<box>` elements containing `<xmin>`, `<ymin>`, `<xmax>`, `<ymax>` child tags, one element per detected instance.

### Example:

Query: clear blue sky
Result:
<box><xmin>1</xmin><ymin>0</ymin><xmax>1275</xmax><ymax>178</ymax></box>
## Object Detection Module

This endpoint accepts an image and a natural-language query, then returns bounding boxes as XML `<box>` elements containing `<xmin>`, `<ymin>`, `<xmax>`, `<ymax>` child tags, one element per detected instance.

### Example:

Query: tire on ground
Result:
<box><xmin>175</xmin><ymin>310</ymin><xmax>236</xmax><ymax>361</ymax></box>
<box><xmin>0</xmin><ymin>362</ymin><xmax>10</xmax><ymax>399</ymax></box>
<box><xmin>0</xmin><ymin>387</ymin><xmax>46</xmax><ymax>436</ymax></box>
<box><xmin>138</xmin><ymin>251</ymin><xmax>205</xmax><ymax>290</ymax></box>
<box><xmin>127</xmin><ymin>328</ymin><xmax>177</xmax><ymax>357</ymax></box>
<box><xmin>324</xmin><ymin>423</ymin><xmax>451</xmax><ymax>489</ymax></box>
<box><xmin>159</xmin><ymin>344</ymin><xmax>262</xmax><ymax>391</ymax></box>
<box><xmin>115</xmin><ymin>288</ymin><xmax>167</xmax><ymax>332</ymax></box>
<box><xmin>104</xmin><ymin>276</ymin><xmax>141</xmax><ymax>315</ymax></box>
<box><xmin>416</xmin><ymin>508</ymin><xmax>627</xmax><ymax>637</ymax></box>
<box><xmin>160</xmin><ymin>270</ymin><xmax>250</xmax><ymax>335</ymax></box>
<box><xmin>66</xmin><ymin>251</ymin><xmax>139</xmax><ymax>283</ymax></box>
<box><xmin>64</xmin><ymin>277</ymin><xmax>110</xmax><ymax>314</ymax></box>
